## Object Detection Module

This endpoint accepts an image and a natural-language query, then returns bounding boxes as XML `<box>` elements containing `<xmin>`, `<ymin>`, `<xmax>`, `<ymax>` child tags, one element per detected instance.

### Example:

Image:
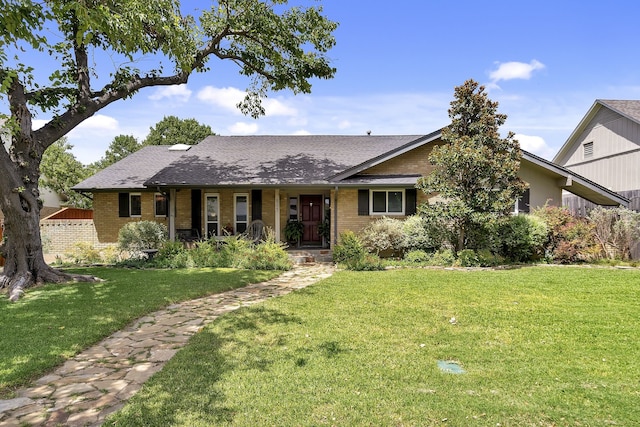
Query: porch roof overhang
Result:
<box><xmin>522</xmin><ymin>151</ymin><xmax>629</xmax><ymax>207</ymax></box>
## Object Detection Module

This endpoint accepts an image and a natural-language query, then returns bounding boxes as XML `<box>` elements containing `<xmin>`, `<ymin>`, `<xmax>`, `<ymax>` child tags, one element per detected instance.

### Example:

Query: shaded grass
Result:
<box><xmin>0</xmin><ymin>267</ymin><xmax>280</xmax><ymax>396</ymax></box>
<box><xmin>106</xmin><ymin>266</ymin><xmax>640</xmax><ymax>426</ymax></box>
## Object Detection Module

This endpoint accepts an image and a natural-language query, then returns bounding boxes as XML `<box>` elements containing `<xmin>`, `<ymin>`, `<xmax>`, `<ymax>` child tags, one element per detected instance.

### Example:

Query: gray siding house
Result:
<box><xmin>554</xmin><ymin>99</ymin><xmax>640</xmax><ymax>212</ymax></box>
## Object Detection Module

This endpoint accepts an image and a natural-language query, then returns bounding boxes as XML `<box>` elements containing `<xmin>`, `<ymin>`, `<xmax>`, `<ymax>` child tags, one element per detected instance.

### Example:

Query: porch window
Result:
<box><xmin>235</xmin><ymin>193</ymin><xmax>248</xmax><ymax>234</ymax></box>
<box><xmin>371</xmin><ymin>190</ymin><xmax>404</xmax><ymax>215</ymax></box>
<box><xmin>289</xmin><ymin>197</ymin><xmax>298</xmax><ymax>220</ymax></box>
<box><xmin>155</xmin><ymin>193</ymin><xmax>168</xmax><ymax>217</ymax></box>
<box><xmin>205</xmin><ymin>193</ymin><xmax>220</xmax><ymax>237</ymax></box>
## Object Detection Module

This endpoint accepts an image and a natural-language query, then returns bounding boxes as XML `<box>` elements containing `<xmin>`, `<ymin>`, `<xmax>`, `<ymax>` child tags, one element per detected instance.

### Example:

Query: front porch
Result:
<box><xmin>165</xmin><ymin>188</ymin><xmax>334</xmax><ymax>248</ymax></box>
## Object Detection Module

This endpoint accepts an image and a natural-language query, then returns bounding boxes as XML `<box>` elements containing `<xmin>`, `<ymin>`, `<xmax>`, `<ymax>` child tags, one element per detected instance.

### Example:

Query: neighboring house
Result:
<box><xmin>554</xmin><ymin>99</ymin><xmax>640</xmax><ymax>213</ymax></box>
<box><xmin>73</xmin><ymin>131</ymin><xmax>627</xmax><ymax>248</ymax></box>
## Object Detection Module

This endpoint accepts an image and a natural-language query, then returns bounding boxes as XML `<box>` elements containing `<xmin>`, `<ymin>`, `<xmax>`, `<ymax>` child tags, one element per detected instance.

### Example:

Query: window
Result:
<box><xmin>289</xmin><ymin>197</ymin><xmax>298</xmax><ymax>220</ymax></box>
<box><xmin>370</xmin><ymin>190</ymin><xmax>404</xmax><ymax>215</ymax></box>
<box><xmin>118</xmin><ymin>192</ymin><xmax>143</xmax><ymax>217</ymax></box>
<box><xmin>205</xmin><ymin>193</ymin><xmax>220</xmax><ymax>237</ymax></box>
<box><xmin>155</xmin><ymin>193</ymin><xmax>168</xmax><ymax>217</ymax></box>
<box><xmin>129</xmin><ymin>193</ymin><xmax>141</xmax><ymax>217</ymax></box>
<box><xmin>235</xmin><ymin>193</ymin><xmax>248</xmax><ymax>234</ymax></box>
<box><xmin>584</xmin><ymin>141</ymin><xmax>594</xmax><ymax>159</ymax></box>
<box><xmin>514</xmin><ymin>188</ymin><xmax>531</xmax><ymax>214</ymax></box>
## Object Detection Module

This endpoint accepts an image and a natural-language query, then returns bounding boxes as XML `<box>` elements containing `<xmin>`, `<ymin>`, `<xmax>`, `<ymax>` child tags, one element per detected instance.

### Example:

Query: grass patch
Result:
<box><xmin>0</xmin><ymin>267</ymin><xmax>280</xmax><ymax>397</ymax></box>
<box><xmin>105</xmin><ymin>266</ymin><xmax>640</xmax><ymax>426</ymax></box>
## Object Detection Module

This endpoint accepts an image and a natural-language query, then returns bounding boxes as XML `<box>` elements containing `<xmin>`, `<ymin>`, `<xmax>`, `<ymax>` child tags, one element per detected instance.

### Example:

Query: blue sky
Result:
<box><xmin>21</xmin><ymin>1</ymin><xmax>640</xmax><ymax>163</ymax></box>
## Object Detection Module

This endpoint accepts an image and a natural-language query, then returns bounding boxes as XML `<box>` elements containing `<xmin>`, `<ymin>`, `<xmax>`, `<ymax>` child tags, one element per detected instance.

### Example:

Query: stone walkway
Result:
<box><xmin>0</xmin><ymin>263</ymin><xmax>335</xmax><ymax>427</ymax></box>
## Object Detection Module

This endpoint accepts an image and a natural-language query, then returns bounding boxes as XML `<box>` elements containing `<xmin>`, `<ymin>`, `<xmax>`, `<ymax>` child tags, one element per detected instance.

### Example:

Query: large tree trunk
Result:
<box><xmin>0</xmin><ymin>101</ymin><xmax>97</xmax><ymax>301</ymax></box>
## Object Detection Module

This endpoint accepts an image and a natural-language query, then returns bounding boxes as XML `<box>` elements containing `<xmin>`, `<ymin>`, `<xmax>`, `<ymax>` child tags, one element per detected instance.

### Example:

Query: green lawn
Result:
<box><xmin>104</xmin><ymin>266</ymin><xmax>640</xmax><ymax>426</ymax></box>
<box><xmin>0</xmin><ymin>267</ymin><xmax>280</xmax><ymax>397</ymax></box>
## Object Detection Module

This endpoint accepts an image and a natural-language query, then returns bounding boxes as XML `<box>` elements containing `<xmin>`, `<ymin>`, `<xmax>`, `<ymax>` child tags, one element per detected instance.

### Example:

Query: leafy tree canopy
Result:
<box><xmin>143</xmin><ymin>116</ymin><xmax>213</xmax><ymax>146</ymax></box>
<box><xmin>417</xmin><ymin>79</ymin><xmax>527</xmax><ymax>250</ymax></box>
<box><xmin>39</xmin><ymin>138</ymin><xmax>92</xmax><ymax>209</ymax></box>
<box><xmin>91</xmin><ymin>134</ymin><xmax>143</xmax><ymax>171</ymax></box>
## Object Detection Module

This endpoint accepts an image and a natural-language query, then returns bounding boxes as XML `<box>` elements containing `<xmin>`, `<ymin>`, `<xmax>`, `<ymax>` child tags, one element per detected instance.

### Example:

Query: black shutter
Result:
<box><xmin>118</xmin><ymin>193</ymin><xmax>129</xmax><ymax>217</ymax></box>
<box><xmin>405</xmin><ymin>188</ymin><xmax>417</xmax><ymax>215</ymax></box>
<box><xmin>191</xmin><ymin>189</ymin><xmax>202</xmax><ymax>235</ymax></box>
<box><xmin>252</xmin><ymin>189</ymin><xmax>262</xmax><ymax>220</ymax></box>
<box><xmin>358</xmin><ymin>189</ymin><xmax>369</xmax><ymax>216</ymax></box>
<box><xmin>518</xmin><ymin>188</ymin><xmax>531</xmax><ymax>213</ymax></box>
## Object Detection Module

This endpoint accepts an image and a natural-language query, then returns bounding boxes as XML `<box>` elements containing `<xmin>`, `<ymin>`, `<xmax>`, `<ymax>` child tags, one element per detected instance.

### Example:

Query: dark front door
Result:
<box><xmin>300</xmin><ymin>195</ymin><xmax>323</xmax><ymax>245</ymax></box>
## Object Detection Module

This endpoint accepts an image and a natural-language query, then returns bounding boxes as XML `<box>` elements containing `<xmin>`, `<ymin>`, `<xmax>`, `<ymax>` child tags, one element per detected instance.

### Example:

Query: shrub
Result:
<box><xmin>360</xmin><ymin>217</ymin><xmax>405</xmax><ymax>257</ymax></box>
<box><xmin>218</xmin><ymin>235</ymin><xmax>253</xmax><ymax>268</ymax></box>
<box><xmin>344</xmin><ymin>253</ymin><xmax>385</xmax><ymax>271</ymax></box>
<box><xmin>456</xmin><ymin>249</ymin><xmax>480</xmax><ymax>267</ymax></box>
<box><xmin>493</xmin><ymin>214</ymin><xmax>548</xmax><ymax>262</ymax></box>
<box><xmin>64</xmin><ymin>242</ymin><xmax>103</xmax><ymax>265</ymax></box>
<box><xmin>425</xmin><ymin>249</ymin><xmax>456</xmax><ymax>266</ymax></box>
<box><xmin>333</xmin><ymin>231</ymin><xmax>366</xmax><ymax>264</ymax></box>
<box><xmin>100</xmin><ymin>245</ymin><xmax>122</xmax><ymax>264</ymax></box>
<box><xmin>589</xmin><ymin>206</ymin><xmax>640</xmax><ymax>260</ymax></box>
<box><xmin>402</xmin><ymin>215</ymin><xmax>442</xmax><ymax>252</ymax></box>
<box><xmin>243</xmin><ymin>235</ymin><xmax>292</xmax><ymax>270</ymax></box>
<box><xmin>404</xmin><ymin>249</ymin><xmax>431</xmax><ymax>264</ymax></box>
<box><xmin>118</xmin><ymin>221</ymin><xmax>168</xmax><ymax>254</ymax></box>
<box><xmin>190</xmin><ymin>239</ymin><xmax>221</xmax><ymax>267</ymax></box>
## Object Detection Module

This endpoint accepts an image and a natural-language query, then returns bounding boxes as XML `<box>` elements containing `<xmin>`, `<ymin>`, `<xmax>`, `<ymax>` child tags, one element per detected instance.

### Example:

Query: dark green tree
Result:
<box><xmin>0</xmin><ymin>0</ymin><xmax>337</xmax><ymax>299</ymax></box>
<box><xmin>417</xmin><ymin>79</ymin><xmax>527</xmax><ymax>251</ymax></box>
<box><xmin>40</xmin><ymin>138</ymin><xmax>92</xmax><ymax>209</ymax></box>
<box><xmin>92</xmin><ymin>135</ymin><xmax>143</xmax><ymax>171</ymax></box>
<box><xmin>143</xmin><ymin>116</ymin><xmax>213</xmax><ymax>146</ymax></box>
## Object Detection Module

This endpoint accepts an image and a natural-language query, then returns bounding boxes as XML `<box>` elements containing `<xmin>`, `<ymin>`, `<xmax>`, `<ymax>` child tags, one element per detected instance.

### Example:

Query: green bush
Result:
<box><xmin>333</xmin><ymin>231</ymin><xmax>366</xmax><ymax>263</ymax></box>
<box><xmin>118</xmin><ymin>221</ymin><xmax>168</xmax><ymax>254</ymax></box>
<box><xmin>404</xmin><ymin>249</ymin><xmax>431</xmax><ymax>264</ymax></box>
<box><xmin>425</xmin><ymin>249</ymin><xmax>456</xmax><ymax>266</ymax></box>
<box><xmin>218</xmin><ymin>235</ymin><xmax>254</xmax><ymax>268</ymax></box>
<box><xmin>64</xmin><ymin>242</ymin><xmax>103</xmax><ymax>265</ymax></box>
<box><xmin>344</xmin><ymin>253</ymin><xmax>385</xmax><ymax>271</ymax></box>
<box><xmin>190</xmin><ymin>240</ymin><xmax>222</xmax><ymax>267</ymax></box>
<box><xmin>242</xmin><ymin>237</ymin><xmax>292</xmax><ymax>270</ymax></box>
<box><xmin>402</xmin><ymin>215</ymin><xmax>442</xmax><ymax>252</ymax></box>
<box><xmin>493</xmin><ymin>214</ymin><xmax>548</xmax><ymax>262</ymax></box>
<box><xmin>456</xmin><ymin>249</ymin><xmax>480</xmax><ymax>267</ymax></box>
<box><xmin>360</xmin><ymin>217</ymin><xmax>405</xmax><ymax>257</ymax></box>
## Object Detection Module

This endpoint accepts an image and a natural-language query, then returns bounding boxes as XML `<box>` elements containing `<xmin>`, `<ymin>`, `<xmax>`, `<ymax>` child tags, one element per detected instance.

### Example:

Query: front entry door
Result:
<box><xmin>300</xmin><ymin>195</ymin><xmax>323</xmax><ymax>245</ymax></box>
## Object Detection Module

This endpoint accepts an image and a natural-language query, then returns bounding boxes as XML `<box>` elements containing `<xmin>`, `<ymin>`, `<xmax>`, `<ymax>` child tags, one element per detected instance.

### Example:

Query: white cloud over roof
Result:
<box><xmin>490</xmin><ymin>60</ymin><xmax>545</xmax><ymax>83</ymax></box>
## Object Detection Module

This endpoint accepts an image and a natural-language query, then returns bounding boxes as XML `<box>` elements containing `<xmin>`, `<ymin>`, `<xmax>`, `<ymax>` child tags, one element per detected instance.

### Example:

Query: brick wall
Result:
<box><xmin>93</xmin><ymin>192</ymin><xmax>169</xmax><ymax>243</ymax></box>
<box><xmin>40</xmin><ymin>219</ymin><xmax>110</xmax><ymax>256</ymax></box>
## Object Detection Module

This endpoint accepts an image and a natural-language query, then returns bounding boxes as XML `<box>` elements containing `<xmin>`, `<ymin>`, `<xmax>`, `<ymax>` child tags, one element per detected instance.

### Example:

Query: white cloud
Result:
<box><xmin>148</xmin><ymin>84</ymin><xmax>192</xmax><ymax>102</ymax></box>
<box><xmin>515</xmin><ymin>133</ymin><xmax>556</xmax><ymax>159</ymax></box>
<box><xmin>228</xmin><ymin>122</ymin><xmax>259</xmax><ymax>134</ymax></box>
<box><xmin>291</xmin><ymin>129</ymin><xmax>311</xmax><ymax>135</ymax></box>
<box><xmin>196</xmin><ymin>86</ymin><xmax>297</xmax><ymax>117</ymax></box>
<box><xmin>197</xmin><ymin>86</ymin><xmax>247</xmax><ymax>114</ymax></box>
<box><xmin>75</xmin><ymin>114</ymin><xmax>119</xmax><ymax>131</ymax></box>
<box><xmin>489</xmin><ymin>60</ymin><xmax>545</xmax><ymax>84</ymax></box>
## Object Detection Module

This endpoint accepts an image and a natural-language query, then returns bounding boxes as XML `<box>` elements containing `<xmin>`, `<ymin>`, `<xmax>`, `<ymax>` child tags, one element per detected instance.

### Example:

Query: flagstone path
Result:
<box><xmin>0</xmin><ymin>263</ymin><xmax>335</xmax><ymax>427</ymax></box>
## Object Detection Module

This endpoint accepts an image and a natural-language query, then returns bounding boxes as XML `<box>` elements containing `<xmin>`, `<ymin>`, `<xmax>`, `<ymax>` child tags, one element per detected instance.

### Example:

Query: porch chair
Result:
<box><xmin>246</xmin><ymin>219</ymin><xmax>265</xmax><ymax>243</ymax></box>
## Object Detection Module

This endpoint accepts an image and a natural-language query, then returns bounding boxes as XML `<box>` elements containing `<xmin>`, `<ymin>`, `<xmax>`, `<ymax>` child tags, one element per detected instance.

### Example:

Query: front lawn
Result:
<box><xmin>105</xmin><ymin>266</ymin><xmax>640</xmax><ymax>426</ymax></box>
<box><xmin>0</xmin><ymin>267</ymin><xmax>280</xmax><ymax>396</ymax></box>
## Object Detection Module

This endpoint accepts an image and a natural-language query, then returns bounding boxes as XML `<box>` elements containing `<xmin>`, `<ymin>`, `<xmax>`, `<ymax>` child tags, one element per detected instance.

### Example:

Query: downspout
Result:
<box><xmin>275</xmin><ymin>189</ymin><xmax>281</xmax><ymax>242</ymax></box>
<box><xmin>333</xmin><ymin>185</ymin><xmax>339</xmax><ymax>247</ymax></box>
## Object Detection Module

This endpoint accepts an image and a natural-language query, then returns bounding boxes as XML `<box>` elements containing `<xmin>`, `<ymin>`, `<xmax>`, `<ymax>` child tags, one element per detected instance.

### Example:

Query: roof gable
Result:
<box><xmin>553</xmin><ymin>99</ymin><xmax>640</xmax><ymax>164</ymax></box>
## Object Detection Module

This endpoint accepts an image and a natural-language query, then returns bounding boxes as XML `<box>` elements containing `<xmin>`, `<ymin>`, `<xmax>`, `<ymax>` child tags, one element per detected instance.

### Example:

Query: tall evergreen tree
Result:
<box><xmin>417</xmin><ymin>79</ymin><xmax>527</xmax><ymax>250</ymax></box>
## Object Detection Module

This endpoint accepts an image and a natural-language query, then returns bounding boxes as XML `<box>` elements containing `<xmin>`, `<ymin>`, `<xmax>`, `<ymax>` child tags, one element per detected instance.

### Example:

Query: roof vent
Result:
<box><xmin>168</xmin><ymin>144</ymin><xmax>191</xmax><ymax>151</ymax></box>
